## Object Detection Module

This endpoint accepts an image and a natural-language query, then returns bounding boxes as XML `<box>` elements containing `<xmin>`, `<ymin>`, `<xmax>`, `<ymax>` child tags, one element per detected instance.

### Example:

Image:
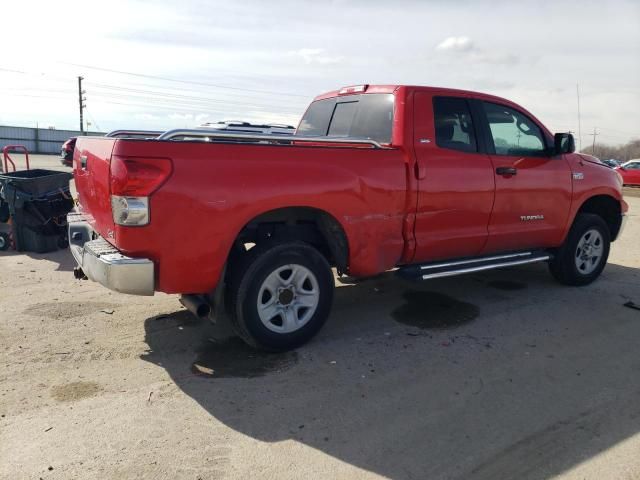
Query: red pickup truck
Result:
<box><xmin>68</xmin><ymin>85</ymin><xmax>628</xmax><ymax>351</ymax></box>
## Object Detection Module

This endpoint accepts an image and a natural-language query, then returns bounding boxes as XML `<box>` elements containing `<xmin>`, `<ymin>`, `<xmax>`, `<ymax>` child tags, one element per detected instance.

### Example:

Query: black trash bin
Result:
<box><xmin>0</xmin><ymin>169</ymin><xmax>74</xmax><ymax>253</ymax></box>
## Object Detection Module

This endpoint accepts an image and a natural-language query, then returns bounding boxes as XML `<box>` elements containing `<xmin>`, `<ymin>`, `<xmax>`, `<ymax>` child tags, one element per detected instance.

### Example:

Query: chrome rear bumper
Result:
<box><xmin>67</xmin><ymin>213</ymin><xmax>154</xmax><ymax>296</ymax></box>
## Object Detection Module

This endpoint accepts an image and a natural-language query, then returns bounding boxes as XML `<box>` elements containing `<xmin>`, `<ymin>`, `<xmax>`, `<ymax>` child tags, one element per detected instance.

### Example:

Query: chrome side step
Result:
<box><xmin>398</xmin><ymin>251</ymin><xmax>551</xmax><ymax>281</ymax></box>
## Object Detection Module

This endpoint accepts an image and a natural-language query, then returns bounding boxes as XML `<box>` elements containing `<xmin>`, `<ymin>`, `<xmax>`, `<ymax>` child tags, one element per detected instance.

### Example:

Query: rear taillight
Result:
<box><xmin>110</xmin><ymin>156</ymin><xmax>172</xmax><ymax>226</ymax></box>
<box><xmin>110</xmin><ymin>156</ymin><xmax>172</xmax><ymax>196</ymax></box>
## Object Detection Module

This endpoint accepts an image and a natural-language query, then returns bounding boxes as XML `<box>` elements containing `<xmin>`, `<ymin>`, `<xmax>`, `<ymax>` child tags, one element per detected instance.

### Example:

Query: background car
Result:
<box><xmin>602</xmin><ymin>158</ymin><xmax>622</xmax><ymax>168</ymax></box>
<box><xmin>615</xmin><ymin>159</ymin><xmax>640</xmax><ymax>186</ymax></box>
<box><xmin>197</xmin><ymin>121</ymin><xmax>296</xmax><ymax>135</ymax></box>
<box><xmin>60</xmin><ymin>137</ymin><xmax>77</xmax><ymax>167</ymax></box>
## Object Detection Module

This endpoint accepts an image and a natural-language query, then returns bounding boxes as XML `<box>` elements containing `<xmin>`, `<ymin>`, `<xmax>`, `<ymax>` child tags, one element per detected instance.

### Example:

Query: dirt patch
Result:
<box><xmin>487</xmin><ymin>280</ymin><xmax>528</xmax><ymax>291</ymax></box>
<box><xmin>392</xmin><ymin>291</ymin><xmax>479</xmax><ymax>329</ymax></box>
<box><xmin>50</xmin><ymin>381</ymin><xmax>102</xmax><ymax>402</ymax></box>
<box><xmin>145</xmin><ymin>310</ymin><xmax>201</xmax><ymax>334</ymax></box>
<box><xmin>23</xmin><ymin>301</ymin><xmax>119</xmax><ymax>319</ymax></box>
<box><xmin>191</xmin><ymin>337</ymin><xmax>298</xmax><ymax>378</ymax></box>
<box><xmin>622</xmin><ymin>186</ymin><xmax>640</xmax><ymax>198</ymax></box>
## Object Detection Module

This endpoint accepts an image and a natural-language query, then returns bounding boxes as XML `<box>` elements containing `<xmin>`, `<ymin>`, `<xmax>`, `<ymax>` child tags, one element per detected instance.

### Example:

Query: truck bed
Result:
<box><xmin>73</xmin><ymin>133</ymin><xmax>411</xmax><ymax>293</ymax></box>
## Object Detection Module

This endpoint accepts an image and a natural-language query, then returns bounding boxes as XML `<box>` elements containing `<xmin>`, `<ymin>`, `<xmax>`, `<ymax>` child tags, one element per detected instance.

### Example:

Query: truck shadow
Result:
<box><xmin>141</xmin><ymin>263</ymin><xmax>640</xmax><ymax>480</ymax></box>
<box><xmin>0</xmin><ymin>246</ymin><xmax>75</xmax><ymax>272</ymax></box>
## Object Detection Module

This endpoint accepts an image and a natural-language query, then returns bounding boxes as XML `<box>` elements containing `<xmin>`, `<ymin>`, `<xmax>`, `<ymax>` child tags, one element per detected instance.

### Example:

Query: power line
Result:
<box><xmin>1</xmin><ymin>66</ymin><xmax>310</xmax><ymax>114</ymax></box>
<box><xmin>63</xmin><ymin>62</ymin><xmax>311</xmax><ymax>98</ymax></box>
<box><xmin>84</xmin><ymin>108</ymin><xmax>102</xmax><ymax>132</ymax></box>
<box><xmin>86</xmin><ymin>78</ymin><xmax>304</xmax><ymax>103</ymax></box>
<box><xmin>86</xmin><ymin>92</ymin><xmax>299</xmax><ymax>115</ymax></box>
<box><xmin>0</xmin><ymin>67</ymin><xmax>75</xmax><ymax>83</ymax></box>
<box><xmin>0</xmin><ymin>83</ymin><xmax>304</xmax><ymax>114</ymax></box>
<box><xmin>0</xmin><ymin>93</ymin><xmax>75</xmax><ymax>101</ymax></box>
<box><xmin>594</xmin><ymin>126</ymin><xmax>640</xmax><ymax>137</ymax></box>
<box><xmin>85</xmin><ymin>83</ymin><xmax>305</xmax><ymax>111</ymax></box>
<box><xmin>0</xmin><ymin>90</ymin><xmax>301</xmax><ymax>118</ymax></box>
<box><xmin>78</xmin><ymin>96</ymin><xmax>296</xmax><ymax>116</ymax></box>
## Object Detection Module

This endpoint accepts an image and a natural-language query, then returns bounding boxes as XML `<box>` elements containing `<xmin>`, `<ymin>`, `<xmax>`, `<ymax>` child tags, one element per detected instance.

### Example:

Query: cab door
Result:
<box><xmin>412</xmin><ymin>93</ymin><xmax>495</xmax><ymax>262</ymax></box>
<box><xmin>476</xmin><ymin>100</ymin><xmax>572</xmax><ymax>253</ymax></box>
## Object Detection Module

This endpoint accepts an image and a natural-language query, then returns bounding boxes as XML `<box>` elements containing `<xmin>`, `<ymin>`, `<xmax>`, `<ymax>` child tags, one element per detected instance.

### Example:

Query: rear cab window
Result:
<box><xmin>297</xmin><ymin>93</ymin><xmax>394</xmax><ymax>144</ymax></box>
<box><xmin>432</xmin><ymin>96</ymin><xmax>478</xmax><ymax>153</ymax></box>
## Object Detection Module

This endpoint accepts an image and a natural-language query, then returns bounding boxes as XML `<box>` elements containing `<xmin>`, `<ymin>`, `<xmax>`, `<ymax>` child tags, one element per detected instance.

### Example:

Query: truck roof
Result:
<box><xmin>314</xmin><ymin>84</ymin><xmax>522</xmax><ymax>107</ymax></box>
<box><xmin>313</xmin><ymin>84</ymin><xmax>550</xmax><ymax>136</ymax></box>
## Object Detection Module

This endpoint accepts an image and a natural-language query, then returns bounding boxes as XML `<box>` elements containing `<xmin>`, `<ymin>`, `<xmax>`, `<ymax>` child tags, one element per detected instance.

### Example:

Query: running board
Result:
<box><xmin>397</xmin><ymin>251</ymin><xmax>551</xmax><ymax>281</ymax></box>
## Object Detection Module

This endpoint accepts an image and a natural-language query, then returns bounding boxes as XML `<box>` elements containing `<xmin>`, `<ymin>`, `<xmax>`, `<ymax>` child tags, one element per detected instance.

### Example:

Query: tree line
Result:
<box><xmin>581</xmin><ymin>138</ymin><xmax>640</xmax><ymax>162</ymax></box>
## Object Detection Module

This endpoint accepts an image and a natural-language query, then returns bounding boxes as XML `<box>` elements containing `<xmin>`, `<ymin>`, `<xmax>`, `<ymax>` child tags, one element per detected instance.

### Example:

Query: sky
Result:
<box><xmin>1</xmin><ymin>0</ymin><xmax>639</xmax><ymax>148</ymax></box>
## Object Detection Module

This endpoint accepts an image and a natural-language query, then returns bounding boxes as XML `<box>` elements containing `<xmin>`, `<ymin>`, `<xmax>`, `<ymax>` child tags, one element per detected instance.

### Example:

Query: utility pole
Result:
<box><xmin>588</xmin><ymin>127</ymin><xmax>599</xmax><ymax>156</ymax></box>
<box><xmin>576</xmin><ymin>83</ymin><xmax>582</xmax><ymax>151</ymax></box>
<box><xmin>78</xmin><ymin>76</ymin><xmax>86</xmax><ymax>134</ymax></box>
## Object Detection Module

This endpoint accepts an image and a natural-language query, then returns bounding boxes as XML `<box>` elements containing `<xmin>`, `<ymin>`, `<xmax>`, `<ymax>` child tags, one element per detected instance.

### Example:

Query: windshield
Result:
<box><xmin>296</xmin><ymin>93</ymin><xmax>394</xmax><ymax>144</ymax></box>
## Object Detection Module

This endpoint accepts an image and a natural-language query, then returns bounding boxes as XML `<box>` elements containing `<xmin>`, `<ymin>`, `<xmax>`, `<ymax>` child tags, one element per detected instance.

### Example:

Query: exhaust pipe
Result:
<box><xmin>179</xmin><ymin>294</ymin><xmax>211</xmax><ymax>319</ymax></box>
<box><xmin>73</xmin><ymin>266</ymin><xmax>87</xmax><ymax>280</ymax></box>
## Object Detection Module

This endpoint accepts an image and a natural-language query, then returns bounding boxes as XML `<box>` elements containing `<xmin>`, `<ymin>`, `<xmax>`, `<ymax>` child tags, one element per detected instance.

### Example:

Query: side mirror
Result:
<box><xmin>554</xmin><ymin>133</ymin><xmax>575</xmax><ymax>155</ymax></box>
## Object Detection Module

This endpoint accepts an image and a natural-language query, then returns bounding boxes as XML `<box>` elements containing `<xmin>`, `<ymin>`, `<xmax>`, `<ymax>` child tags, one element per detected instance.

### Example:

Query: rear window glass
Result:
<box><xmin>297</xmin><ymin>93</ymin><xmax>394</xmax><ymax>143</ymax></box>
<box><xmin>328</xmin><ymin>102</ymin><xmax>358</xmax><ymax>137</ymax></box>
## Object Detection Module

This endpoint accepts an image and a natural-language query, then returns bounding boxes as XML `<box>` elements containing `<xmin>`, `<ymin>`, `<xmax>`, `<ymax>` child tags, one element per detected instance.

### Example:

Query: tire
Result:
<box><xmin>57</xmin><ymin>234</ymin><xmax>69</xmax><ymax>250</ymax></box>
<box><xmin>0</xmin><ymin>202</ymin><xmax>9</xmax><ymax>223</ymax></box>
<box><xmin>549</xmin><ymin>213</ymin><xmax>610</xmax><ymax>286</ymax></box>
<box><xmin>227</xmin><ymin>241</ymin><xmax>334</xmax><ymax>351</ymax></box>
<box><xmin>0</xmin><ymin>232</ymin><xmax>9</xmax><ymax>251</ymax></box>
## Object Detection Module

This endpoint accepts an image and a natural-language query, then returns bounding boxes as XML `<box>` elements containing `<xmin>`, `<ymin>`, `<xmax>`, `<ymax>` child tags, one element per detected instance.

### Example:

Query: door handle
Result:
<box><xmin>496</xmin><ymin>166</ymin><xmax>517</xmax><ymax>176</ymax></box>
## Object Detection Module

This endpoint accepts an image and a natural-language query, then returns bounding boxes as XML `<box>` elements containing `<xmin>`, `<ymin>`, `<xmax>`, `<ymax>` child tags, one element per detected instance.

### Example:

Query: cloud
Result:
<box><xmin>473</xmin><ymin>52</ymin><xmax>520</xmax><ymax>66</ymax></box>
<box><xmin>434</xmin><ymin>36</ymin><xmax>519</xmax><ymax>66</ymax></box>
<box><xmin>134</xmin><ymin>113</ymin><xmax>161</xmax><ymax>120</ymax></box>
<box><xmin>289</xmin><ymin>48</ymin><xmax>345</xmax><ymax>65</ymax></box>
<box><xmin>168</xmin><ymin>113</ymin><xmax>194</xmax><ymax>121</ymax></box>
<box><xmin>435</xmin><ymin>36</ymin><xmax>474</xmax><ymax>52</ymax></box>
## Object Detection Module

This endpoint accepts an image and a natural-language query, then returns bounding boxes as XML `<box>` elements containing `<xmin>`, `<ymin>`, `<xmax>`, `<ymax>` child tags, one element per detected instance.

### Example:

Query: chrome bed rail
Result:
<box><xmin>156</xmin><ymin>129</ymin><xmax>388</xmax><ymax>149</ymax></box>
<box><xmin>105</xmin><ymin>130</ymin><xmax>164</xmax><ymax>138</ymax></box>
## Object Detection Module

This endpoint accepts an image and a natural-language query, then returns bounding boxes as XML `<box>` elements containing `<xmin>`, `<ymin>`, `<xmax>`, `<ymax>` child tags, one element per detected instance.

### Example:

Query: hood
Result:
<box><xmin>577</xmin><ymin>153</ymin><xmax>604</xmax><ymax>167</ymax></box>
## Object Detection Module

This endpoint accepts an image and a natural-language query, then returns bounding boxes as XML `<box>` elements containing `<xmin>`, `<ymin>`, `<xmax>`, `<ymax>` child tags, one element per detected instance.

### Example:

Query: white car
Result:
<box><xmin>197</xmin><ymin>121</ymin><xmax>295</xmax><ymax>135</ymax></box>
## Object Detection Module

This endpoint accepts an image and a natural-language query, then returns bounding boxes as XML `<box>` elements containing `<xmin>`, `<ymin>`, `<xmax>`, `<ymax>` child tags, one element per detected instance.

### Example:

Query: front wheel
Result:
<box><xmin>227</xmin><ymin>242</ymin><xmax>335</xmax><ymax>351</ymax></box>
<box><xmin>549</xmin><ymin>213</ymin><xmax>610</xmax><ymax>286</ymax></box>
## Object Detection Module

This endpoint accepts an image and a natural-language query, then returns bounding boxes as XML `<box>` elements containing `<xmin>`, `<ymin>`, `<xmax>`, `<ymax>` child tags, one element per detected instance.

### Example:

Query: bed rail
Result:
<box><xmin>105</xmin><ymin>130</ymin><xmax>163</xmax><ymax>138</ymax></box>
<box><xmin>156</xmin><ymin>129</ymin><xmax>388</xmax><ymax>149</ymax></box>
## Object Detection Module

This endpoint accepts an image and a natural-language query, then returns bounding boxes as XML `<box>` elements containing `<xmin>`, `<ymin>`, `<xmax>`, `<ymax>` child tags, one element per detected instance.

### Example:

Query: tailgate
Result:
<box><xmin>73</xmin><ymin>137</ymin><xmax>117</xmax><ymax>241</ymax></box>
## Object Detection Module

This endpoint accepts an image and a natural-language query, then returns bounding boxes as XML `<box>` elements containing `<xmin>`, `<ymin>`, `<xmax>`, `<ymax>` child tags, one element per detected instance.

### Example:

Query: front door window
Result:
<box><xmin>483</xmin><ymin>102</ymin><xmax>546</xmax><ymax>157</ymax></box>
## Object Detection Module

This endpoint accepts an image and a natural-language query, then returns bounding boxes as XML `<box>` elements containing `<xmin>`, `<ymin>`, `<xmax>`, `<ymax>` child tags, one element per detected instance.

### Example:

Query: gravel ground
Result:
<box><xmin>1</xmin><ymin>155</ymin><xmax>639</xmax><ymax>480</ymax></box>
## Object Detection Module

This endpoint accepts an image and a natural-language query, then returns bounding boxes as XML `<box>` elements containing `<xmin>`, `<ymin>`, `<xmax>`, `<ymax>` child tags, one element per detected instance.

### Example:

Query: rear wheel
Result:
<box><xmin>549</xmin><ymin>213</ymin><xmax>610</xmax><ymax>286</ymax></box>
<box><xmin>227</xmin><ymin>241</ymin><xmax>334</xmax><ymax>351</ymax></box>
